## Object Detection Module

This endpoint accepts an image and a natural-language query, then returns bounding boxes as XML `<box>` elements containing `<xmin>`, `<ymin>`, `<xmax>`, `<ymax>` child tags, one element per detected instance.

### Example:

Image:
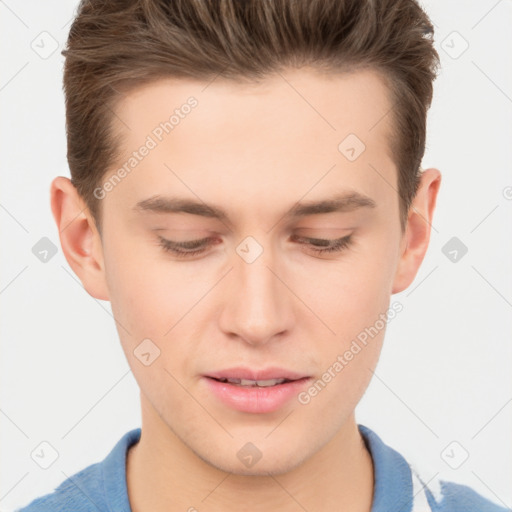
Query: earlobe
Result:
<box><xmin>392</xmin><ymin>168</ymin><xmax>441</xmax><ymax>294</ymax></box>
<box><xmin>50</xmin><ymin>176</ymin><xmax>110</xmax><ymax>301</ymax></box>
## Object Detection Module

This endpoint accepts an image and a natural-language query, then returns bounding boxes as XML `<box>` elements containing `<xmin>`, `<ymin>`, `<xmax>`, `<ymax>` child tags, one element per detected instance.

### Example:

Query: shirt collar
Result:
<box><xmin>100</xmin><ymin>425</ymin><xmax>417</xmax><ymax>512</ymax></box>
<box><xmin>358</xmin><ymin>423</ymin><xmax>415</xmax><ymax>512</ymax></box>
<box><xmin>102</xmin><ymin>427</ymin><xmax>141</xmax><ymax>512</ymax></box>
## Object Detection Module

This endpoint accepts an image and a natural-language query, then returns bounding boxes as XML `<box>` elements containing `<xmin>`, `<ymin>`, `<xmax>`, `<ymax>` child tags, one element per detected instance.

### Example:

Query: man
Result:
<box><xmin>18</xmin><ymin>0</ymin><xmax>507</xmax><ymax>510</ymax></box>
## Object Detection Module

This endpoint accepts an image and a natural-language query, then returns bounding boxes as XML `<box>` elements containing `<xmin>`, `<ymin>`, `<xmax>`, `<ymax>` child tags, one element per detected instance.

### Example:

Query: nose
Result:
<box><xmin>218</xmin><ymin>238</ymin><xmax>294</xmax><ymax>346</ymax></box>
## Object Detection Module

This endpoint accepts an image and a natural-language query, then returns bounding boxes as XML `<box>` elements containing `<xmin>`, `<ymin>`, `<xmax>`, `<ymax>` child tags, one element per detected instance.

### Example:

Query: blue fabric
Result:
<box><xmin>17</xmin><ymin>425</ymin><xmax>509</xmax><ymax>512</ymax></box>
<box><xmin>16</xmin><ymin>429</ymin><xmax>136</xmax><ymax>512</ymax></box>
<box><xmin>358</xmin><ymin>425</ymin><xmax>509</xmax><ymax>512</ymax></box>
<box><xmin>358</xmin><ymin>424</ymin><xmax>415</xmax><ymax>512</ymax></box>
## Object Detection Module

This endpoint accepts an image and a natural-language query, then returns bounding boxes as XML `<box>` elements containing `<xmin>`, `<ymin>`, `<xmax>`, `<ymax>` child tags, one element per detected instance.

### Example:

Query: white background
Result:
<box><xmin>1</xmin><ymin>1</ymin><xmax>511</xmax><ymax>510</ymax></box>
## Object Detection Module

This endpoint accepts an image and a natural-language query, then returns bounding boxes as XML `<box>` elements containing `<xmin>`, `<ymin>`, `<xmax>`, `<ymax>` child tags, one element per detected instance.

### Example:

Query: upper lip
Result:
<box><xmin>205</xmin><ymin>367</ymin><xmax>310</xmax><ymax>381</ymax></box>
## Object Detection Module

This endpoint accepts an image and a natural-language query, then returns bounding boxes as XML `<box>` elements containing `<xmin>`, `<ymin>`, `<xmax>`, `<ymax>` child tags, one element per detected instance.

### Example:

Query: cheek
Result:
<box><xmin>302</xmin><ymin>242</ymin><xmax>398</xmax><ymax>337</ymax></box>
<box><xmin>102</xmin><ymin>230</ymin><xmax>231</xmax><ymax>390</ymax></box>
<box><xmin>102</xmin><ymin>226</ymin><xmax>207</xmax><ymax>362</ymax></box>
<box><xmin>105</xmin><ymin>227</ymin><xmax>191</xmax><ymax>310</ymax></box>
<box><xmin>297</xmin><ymin>234</ymin><xmax>399</xmax><ymax>397</ymax></box>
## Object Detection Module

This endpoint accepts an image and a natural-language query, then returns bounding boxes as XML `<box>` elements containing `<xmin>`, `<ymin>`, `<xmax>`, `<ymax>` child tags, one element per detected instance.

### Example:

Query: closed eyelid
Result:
<box><xmin>156</xmin><ymin>232</ymin><xmax>354</xmax><ymax>259</ymax></box>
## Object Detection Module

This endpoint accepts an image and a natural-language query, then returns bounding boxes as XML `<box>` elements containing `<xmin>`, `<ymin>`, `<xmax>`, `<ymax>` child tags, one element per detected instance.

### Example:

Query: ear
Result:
<box><xmin>392</xmin><ymin>168</ymin><xmax>442</xmax><ymax>294</ymax></box>
<box><xmin>50</xmin><ymin>176</ymin><xmax>110</xmax><ymax>301</ymax></box>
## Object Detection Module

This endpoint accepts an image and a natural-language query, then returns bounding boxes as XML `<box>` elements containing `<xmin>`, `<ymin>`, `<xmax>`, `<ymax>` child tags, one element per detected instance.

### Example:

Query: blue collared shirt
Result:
<box><xmin>16</xmin><ymin>424</ymin><xmax>509</xmax><ymax>511</ymax></box>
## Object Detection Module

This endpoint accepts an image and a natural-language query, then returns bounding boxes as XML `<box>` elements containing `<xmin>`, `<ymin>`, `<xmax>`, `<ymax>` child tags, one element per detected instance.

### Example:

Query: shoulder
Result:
<box><xmin>358</xmin><ymin>424</ymin><xmax>508</xmax><ymax>512</ymax></box>
<box><xmin>15</xmin><ymin>461</ymin><xmax>105</xmax><ymax>511</ymax></box>
<box><xmin>15</xmin><ymin>428</ymin><xmax>141</xmax><ymax>512</ymax></box>
<box><xmin>418</xmin><ymin>470</ymin><xmax>510</xmax><ymax>512</ymax></box>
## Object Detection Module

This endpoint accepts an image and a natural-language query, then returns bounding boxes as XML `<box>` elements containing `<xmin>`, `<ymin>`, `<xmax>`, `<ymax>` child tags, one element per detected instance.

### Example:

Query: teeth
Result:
<box><xmin>221</xmin><ymin>378</ymin><xmax>287</xmax><ymax>387</ymax></box>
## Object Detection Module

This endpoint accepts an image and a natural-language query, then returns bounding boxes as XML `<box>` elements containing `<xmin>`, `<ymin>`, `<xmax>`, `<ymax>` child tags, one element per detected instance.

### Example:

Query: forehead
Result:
<box><xmin>104</xmin><ymin>67</ymin><xmax>397</xmax><ymax>221</ymax></box>
<box><xmin>113</xmin><ymin>67</ymin><xmax>394</xmax><ymax>145</ymax></box>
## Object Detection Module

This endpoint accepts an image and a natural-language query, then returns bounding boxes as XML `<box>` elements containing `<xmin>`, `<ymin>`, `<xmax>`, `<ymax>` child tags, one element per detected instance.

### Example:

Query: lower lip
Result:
<box><xmin>202</xmin><ymin>376</ymin><xmax>312</xmax><ymax>414</ymax></box>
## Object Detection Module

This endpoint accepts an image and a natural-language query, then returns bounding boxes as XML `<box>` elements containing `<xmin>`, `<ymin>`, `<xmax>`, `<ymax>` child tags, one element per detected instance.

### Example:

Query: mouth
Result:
<box><xmin>207</xmin><ymin>376</ymin><xmax>300</xmax><ymax>387</ymax></box>
<box><xmin>202</xmin><ymin>371</ymin><xmax>312</xmax><ymax>413</ymax></box>
<box><xmin>204</xmin><ymin>367</ymin><xmax>310</xmax><ymax>383</ymax></box>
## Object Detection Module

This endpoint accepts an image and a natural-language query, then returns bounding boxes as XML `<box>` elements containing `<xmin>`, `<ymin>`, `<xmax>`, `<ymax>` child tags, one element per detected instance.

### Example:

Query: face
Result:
<box><xmin>95</xmin><ymin>68</ymin><xmax>407</xmax><ymax>474</ymax></box>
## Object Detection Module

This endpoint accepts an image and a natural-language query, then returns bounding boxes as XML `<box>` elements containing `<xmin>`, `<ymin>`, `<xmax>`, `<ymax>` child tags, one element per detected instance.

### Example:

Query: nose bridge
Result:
<box><xmin>219</xmin><ymin>235</ymin><xmax>292</xmax><ymax>345</ymax></box>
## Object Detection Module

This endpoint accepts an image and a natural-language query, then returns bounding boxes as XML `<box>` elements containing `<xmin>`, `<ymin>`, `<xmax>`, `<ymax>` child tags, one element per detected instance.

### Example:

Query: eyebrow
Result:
<box><xmin>133</xmin><ymin>191</ymin><xmax>376</xmax><ymax>226</ymax></box>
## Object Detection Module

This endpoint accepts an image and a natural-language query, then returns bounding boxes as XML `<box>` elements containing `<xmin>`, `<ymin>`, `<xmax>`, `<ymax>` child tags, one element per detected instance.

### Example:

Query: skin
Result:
<box><xmin>50</xmin><ymin>67</ymin><xmax>441</xmax><ymax>512</ymax></box>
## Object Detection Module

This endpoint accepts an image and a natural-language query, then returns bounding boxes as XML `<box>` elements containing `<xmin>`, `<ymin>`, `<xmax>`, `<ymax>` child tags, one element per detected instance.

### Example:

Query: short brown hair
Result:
<box><xmin>62</xmin><ymin>0</ymin><xmax>440</xmax><ymax>234</ymax></box>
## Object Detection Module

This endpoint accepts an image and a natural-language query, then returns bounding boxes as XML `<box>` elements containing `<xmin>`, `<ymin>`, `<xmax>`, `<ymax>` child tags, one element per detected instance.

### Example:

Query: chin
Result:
<box><xmin>201</xmin><ymin>447</ymin><xmax>308</xmax><ymax>477</ymax></box>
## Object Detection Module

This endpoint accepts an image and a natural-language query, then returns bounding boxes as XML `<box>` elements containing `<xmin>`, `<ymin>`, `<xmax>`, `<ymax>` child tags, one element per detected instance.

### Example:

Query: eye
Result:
<box><xmin>291</xmin><ymin>234</ymin><xmax>353</xmax><ymax>255</ymax></box>
<box><xmin>157</xmin><ymin>234</ymin><xmax>353</xmax><ymax>259</ymax></box>
<box><xmin>157</xmin><ymin>236</ymin><xmax>213</xmax><ymax>258</ymax></box>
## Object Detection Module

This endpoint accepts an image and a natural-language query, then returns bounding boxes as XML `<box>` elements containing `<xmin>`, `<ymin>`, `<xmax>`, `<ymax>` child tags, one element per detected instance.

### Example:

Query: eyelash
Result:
<box><xmin>157</xmin><ymin>234</ymin><xmax>353</xmax><ymax>258</ymax></box>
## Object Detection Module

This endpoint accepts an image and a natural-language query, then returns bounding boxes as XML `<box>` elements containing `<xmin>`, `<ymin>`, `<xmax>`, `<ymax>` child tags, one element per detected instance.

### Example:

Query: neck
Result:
<box><xmin>126</xmin><ymin>398</ymin><xmax>374</xmax><ymax>512</ymax></box>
